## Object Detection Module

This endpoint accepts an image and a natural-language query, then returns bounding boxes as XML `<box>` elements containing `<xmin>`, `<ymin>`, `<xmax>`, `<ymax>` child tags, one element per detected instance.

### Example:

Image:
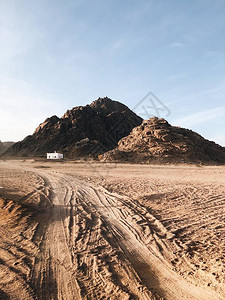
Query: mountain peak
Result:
<box><xmin>90</xmin><ymin>97</ymin><xmax>130</xmax><ymax>115</ymax></box>
<box><xmin>3</xmin><ymin>98</ymin><xmax>142</xmax><ymax>158</ymax></box>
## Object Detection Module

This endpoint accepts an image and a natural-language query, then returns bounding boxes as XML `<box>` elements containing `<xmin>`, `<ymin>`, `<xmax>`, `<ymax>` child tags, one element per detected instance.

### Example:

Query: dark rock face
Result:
<box><xmin>102</xmin><ymin>117</ymin><xmax>225</xmax><ymax>165</ymax></box>
<box><xmin>0</xmin><ymin>141</ymin><xmax>15</xmax><ymax>155</ymax></box>
<box><xmin>4</xmin><ymin>97</ymin><xmax>143</xmax><ymax>158</ymax></box>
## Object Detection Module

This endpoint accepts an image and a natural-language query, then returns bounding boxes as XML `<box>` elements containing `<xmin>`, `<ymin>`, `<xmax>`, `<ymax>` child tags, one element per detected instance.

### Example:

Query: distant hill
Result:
<box><xmin>3</xmin><ymin>97</ymin><xmax>142</xmax><ymax>158</ymax></box>
<box><xmin>0</xmin><ymin>141</ymin><xmax>15</xmax><ymax>155</ymax></box>
<box><xmin>102</xmin><ymin>117</ymin><xmax>225</xmax><ymax>165</ymax></box>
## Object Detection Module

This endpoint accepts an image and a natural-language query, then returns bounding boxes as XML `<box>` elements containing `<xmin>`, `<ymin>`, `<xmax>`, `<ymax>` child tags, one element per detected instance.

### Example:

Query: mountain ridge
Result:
<box><xmin>2</xmin><ymin>98</ymin><xmax>225</xmax><ymax>165</ymax></box>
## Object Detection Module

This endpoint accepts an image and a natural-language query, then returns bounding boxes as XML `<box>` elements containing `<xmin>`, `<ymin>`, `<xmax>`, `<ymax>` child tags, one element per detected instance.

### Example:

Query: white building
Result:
<box><xmin>47</xmin><ymin>151</ymin><xmax>63</xmax><ymax>160</ymax></box>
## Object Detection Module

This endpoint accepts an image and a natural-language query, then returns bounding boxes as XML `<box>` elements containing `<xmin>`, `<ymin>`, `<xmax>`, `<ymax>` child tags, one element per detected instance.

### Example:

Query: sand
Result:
<box><xmin>0</xmin><ymin>159</ymin><xmax>224</xmax><ymax>299</ymax></box>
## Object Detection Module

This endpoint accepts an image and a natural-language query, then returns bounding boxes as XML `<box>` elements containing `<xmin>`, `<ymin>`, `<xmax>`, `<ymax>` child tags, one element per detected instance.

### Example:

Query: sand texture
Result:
<box><xmin>0</xmin><ymin>160</ymin><xmax>224</xmax><ymax>299</ymax></box>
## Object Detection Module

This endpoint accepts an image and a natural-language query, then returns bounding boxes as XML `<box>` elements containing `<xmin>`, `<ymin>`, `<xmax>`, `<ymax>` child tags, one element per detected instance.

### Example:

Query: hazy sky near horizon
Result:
<box><xmin>0</xmin><ymin>0</ymin><xmax>225</xmax><ymax>145</ymax></box>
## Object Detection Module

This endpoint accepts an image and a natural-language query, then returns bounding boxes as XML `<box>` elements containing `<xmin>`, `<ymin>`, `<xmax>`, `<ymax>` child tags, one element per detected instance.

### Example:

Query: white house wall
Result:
<box><xmin>47</xmin><ymin>153</ymin><xmax>63</xmax><ymax>159</ymax></box>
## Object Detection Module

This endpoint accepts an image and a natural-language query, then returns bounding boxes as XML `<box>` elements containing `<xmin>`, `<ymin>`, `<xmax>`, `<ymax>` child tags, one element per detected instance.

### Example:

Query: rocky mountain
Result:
<box><xmin>3</xmin><ymin>98</ymin><xmax>225</xmax><ymax>165</ymax></box>
<box><xmin>0</xmin><ymin>141</ymin><xmax>15</xmax><ymax>155</ymax></box>
<box><xmin>102</xmin><ymin>117</ymin><xmax>225</xmax><ymax>165</ymax></box>
<box><xmin>3</xmin><ymin>97</ymin><xmax>142</xmax><ymax>158</ymax></box>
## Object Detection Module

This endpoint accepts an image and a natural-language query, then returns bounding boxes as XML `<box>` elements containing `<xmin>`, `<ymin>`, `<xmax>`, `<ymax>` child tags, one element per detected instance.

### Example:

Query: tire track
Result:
<box><xmin>1</xmin><ymin>162</ymin><xmax>224</xmax><ymax>299</ymax></box>
<box><xmin>39</xmin><ymin>171</ymin><xmax>221</xmax><ymax>300</ymax></box>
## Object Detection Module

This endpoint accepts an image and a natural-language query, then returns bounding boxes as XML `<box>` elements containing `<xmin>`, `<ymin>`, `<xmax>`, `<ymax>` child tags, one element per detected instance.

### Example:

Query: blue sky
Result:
<box><xmin>0</xmin><ymin>0</ymin><xmax>225</xmax><ymax>145</ymax></box>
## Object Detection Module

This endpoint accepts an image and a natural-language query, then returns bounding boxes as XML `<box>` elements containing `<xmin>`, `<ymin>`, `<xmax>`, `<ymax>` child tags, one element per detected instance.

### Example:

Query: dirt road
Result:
<box><xmin>0</xmin><ymin>161</ymin><xmax>224</xmax><ymax>299</ymax></box>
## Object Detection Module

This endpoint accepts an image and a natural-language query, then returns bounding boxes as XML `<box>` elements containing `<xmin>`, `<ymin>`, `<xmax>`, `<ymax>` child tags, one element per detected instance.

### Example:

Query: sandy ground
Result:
<box><xmin>0</xmin><ymin>160</ymin><xmax>224</xmax><ymax>299</ymax></box>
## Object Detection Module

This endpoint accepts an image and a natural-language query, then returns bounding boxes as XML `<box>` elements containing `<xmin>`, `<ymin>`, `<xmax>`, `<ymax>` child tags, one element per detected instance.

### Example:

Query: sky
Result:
<box><xmin>0</xmin><ymin>0</ymin><xmax>225</xmax><ymax>145</ymax></box>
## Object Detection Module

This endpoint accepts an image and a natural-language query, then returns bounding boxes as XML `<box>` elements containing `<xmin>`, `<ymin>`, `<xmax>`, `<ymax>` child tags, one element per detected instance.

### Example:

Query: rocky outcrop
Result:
<box><xmin>3</xmin><ymin>97</ymin><xmax>142</xmax><ymax>158</ymax></box>
<box><xmin>102</xmin><ymin>117</ymin><xmax>225</xmax><ymax>165</ymax></box>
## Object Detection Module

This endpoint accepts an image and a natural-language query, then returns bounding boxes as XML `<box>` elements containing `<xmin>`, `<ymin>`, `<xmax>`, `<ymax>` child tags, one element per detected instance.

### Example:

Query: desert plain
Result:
<box><xmin>0</xmin><ymin>159</ymin><xmax>224</xmax><ymax>300</ymax></box>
